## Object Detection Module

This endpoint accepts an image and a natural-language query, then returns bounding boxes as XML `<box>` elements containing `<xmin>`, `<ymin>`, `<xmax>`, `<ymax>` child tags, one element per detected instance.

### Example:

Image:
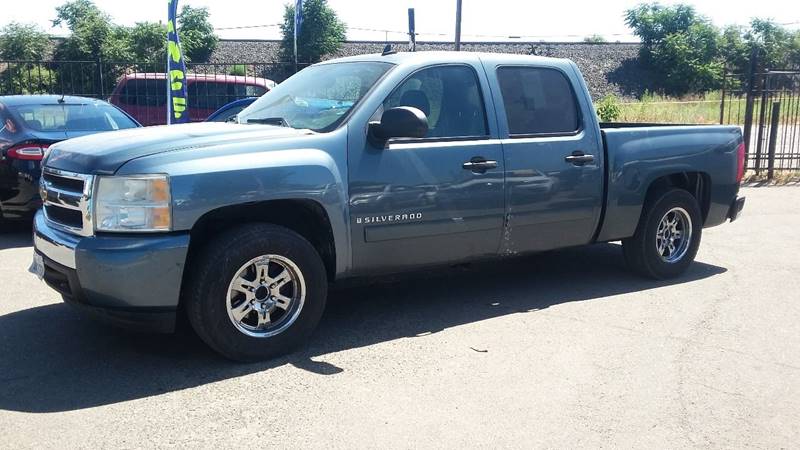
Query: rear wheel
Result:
<box><xmin>185</xmin><ymin>223</ymin><xmax>328</xmax><ymax>361</ymax></box>
<box><xmin>622</xmin><ymin>188</ymin><xmax>702</xmax><ymax>279</ymax></box>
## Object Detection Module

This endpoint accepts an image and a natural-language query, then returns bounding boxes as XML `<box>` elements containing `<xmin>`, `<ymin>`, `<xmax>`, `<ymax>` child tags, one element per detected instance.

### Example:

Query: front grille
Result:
<box><xmin>41</xmin><ymin>167</ymin><xmax>94</xmax><ymax>236</ymax></box>
<box><xmin>43</xmin><ymin>172</ymin><xmax>84</xmax><ymax>192</ymax></box>
<box><xmin>44</xmin><ymin>204</ymin><xmax>83</xmax><ymax>228</ymax></box>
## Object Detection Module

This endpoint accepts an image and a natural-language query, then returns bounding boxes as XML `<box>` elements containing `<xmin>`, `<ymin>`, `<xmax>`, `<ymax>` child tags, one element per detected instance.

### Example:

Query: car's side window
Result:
<box><xmin>120</xmin><ymin>79</ymin><xmax>167</xmax><ymax>107</ymax></box>
<box><xmin>496</xmin><ymin>66</ymin><xmax>580</xmax><ymax>136</ymax></box>
<box><xmin>384</xmin><ymin>65</ymin><xmax>488</xmax><ymax>139</ymax></box>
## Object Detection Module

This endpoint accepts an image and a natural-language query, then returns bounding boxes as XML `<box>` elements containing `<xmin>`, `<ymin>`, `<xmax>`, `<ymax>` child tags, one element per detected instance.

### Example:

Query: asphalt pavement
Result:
<box><xmin>0</xmin><ymin>186</ymin><xmax>798</xmax><ymax>448</ymax></box>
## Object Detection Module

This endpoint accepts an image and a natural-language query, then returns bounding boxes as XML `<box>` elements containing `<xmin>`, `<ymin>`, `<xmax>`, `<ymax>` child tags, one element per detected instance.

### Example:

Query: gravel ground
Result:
<box><xmin>210</xmin><ymin>40</ymin><xmax>651</xmax><ymax>99</ymax></box>
<box><xmin>0</xmin><ymin>186</ymin><xmax>798</xmax><ymax>449</ymax></box>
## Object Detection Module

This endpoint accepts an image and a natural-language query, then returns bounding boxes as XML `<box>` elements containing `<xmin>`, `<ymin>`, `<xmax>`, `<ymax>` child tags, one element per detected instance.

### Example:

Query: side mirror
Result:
<box><xmin>368</xmin><ymin>106</ymin><xmax>428</xmax><ymax>147</ymax></box>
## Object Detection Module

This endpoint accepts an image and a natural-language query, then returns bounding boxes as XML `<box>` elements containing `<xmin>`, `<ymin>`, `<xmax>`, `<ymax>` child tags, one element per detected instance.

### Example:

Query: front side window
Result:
<box><xmin>384</xmin><ymin>65</ymin><xmax>488</xmax><ymax>139</ymax></box>
<box><xmin>496</xmin><ymin>67</ymin><xmax>580</xmax><ymax>136</ymax></box>
<box><xmin>239</xmin><ymin>62</ymin><xmax>393</xmax><ymax>132</ymax></box>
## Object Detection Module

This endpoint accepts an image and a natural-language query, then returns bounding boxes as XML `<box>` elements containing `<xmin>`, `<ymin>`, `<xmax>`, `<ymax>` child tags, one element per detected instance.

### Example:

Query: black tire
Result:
<box><xmin>622</xmin><ymin>188</ymin><xmax>702</xmax><ymax>279</ymax></box>
<box><xmin>185</xmin><ymin>223</ymin><xmax>328</xmax><ymax>362</ymax></box>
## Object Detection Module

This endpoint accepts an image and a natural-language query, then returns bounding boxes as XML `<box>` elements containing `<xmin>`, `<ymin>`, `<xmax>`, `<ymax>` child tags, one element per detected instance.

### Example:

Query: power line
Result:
<box><xmin>215</xmin><ymin>23</ymin><xmax>282</xmax><ymax>30</ymax></box>
<box><xmin>216</xmin><ymin>22</ymin><xmax>637</xmax><ymax>40</ymax></box>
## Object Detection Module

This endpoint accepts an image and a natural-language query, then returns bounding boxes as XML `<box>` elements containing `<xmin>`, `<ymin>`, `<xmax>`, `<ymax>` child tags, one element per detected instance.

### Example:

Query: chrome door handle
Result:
<box><xmin>565</xmin><ymin>151</ymin><xmax>595</xmax><ymax>165</ymax></box>
<box><xmin>463</xmin><ymin>157</ymin><xmax>498</xmax><ymax>173</ymax></box>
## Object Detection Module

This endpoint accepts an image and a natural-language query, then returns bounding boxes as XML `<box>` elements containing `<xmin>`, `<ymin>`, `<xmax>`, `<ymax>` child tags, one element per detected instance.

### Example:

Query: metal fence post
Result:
<box><xmin>96</xmin><ymin>58</ymin><xmax>104</xmax><ymax>98</ymax></box>
<box><xmin>767</xmin><ymin>101</ymin><xmax>781</xmax><ymax>180</ymax></box>
<box><xmin>741</xmin><ymin>48</ymin><xmax>759</xmax><ymax>168</ymax></box>
<box><xmin>719</xmin><ymin>70</ymin><xmax>726</xmax><ymax>125</ymax></box>
<box><xmin>754</xmin><ymin>74</ymin><xmax>770</xmax><ymax>174</ymax></box>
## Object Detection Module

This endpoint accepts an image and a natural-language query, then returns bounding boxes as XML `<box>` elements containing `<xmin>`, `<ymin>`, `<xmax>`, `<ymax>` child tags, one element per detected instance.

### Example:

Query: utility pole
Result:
<box><xmin>454</xmin><ymin>0</ymin><xmax>463</xmax><ymax>51</ymax></box>
<box><xmin>408</xmin><ymin>8</ymin><xmax>416</xmax><ymax>52</ymax></box>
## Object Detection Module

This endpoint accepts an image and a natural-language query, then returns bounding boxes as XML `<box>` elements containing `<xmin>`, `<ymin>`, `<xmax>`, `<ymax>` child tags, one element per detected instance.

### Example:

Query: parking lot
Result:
<box><xmin>0</xmin><ymin>186</ymin><xmax>798</xmax><ymax>448</ymax></box>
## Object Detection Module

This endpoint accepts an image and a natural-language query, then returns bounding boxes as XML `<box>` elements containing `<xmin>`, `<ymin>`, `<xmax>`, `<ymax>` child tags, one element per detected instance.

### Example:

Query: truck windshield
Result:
<box><xmin>238</xmin><ymin>61</ymin><xmax>393</xmax><ymax>132</ymax></box>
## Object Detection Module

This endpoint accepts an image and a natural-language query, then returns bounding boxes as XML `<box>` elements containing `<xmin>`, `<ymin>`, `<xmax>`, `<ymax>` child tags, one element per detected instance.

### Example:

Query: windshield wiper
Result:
<box><xmin>247</xmin><ymin>117</ymin><xmax>290</xmax><ymax>127</ymax></box>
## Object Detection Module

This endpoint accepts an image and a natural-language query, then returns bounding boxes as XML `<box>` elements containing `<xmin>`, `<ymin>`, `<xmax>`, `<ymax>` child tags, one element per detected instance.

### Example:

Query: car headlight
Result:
<box><xmin>94</xmin><ymin>175</ymin><xmax>171</xmax><ymax>232</ymax></box>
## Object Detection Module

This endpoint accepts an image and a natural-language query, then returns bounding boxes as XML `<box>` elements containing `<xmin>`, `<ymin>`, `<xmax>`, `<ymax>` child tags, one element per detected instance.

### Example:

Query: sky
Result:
<box><xmin>3</xmin><ymin>0</ymin><xmax>799</xmax><ymax>42</ymax></box>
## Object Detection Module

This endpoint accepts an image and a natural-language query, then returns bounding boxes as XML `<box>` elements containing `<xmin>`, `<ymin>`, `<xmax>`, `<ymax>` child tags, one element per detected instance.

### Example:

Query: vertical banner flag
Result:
<box><xmin>294</xmin><ymin>0</ymin><xmax>303</xmax><ymax>70</ymax></box>
<box><xmin>167</xmin><ymin>0</ymin><xmax>189</xmax><ymax>124</ymax></box>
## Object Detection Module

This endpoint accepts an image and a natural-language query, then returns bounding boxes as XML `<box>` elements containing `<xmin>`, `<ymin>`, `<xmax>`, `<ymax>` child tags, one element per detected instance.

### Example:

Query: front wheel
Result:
<box><xmin>185</xmin><ymin>224</ymin><xmax>328</xmax><ymax>361</ymax></box>
<box><xmin>622</xmin><ymin>188</ymin><xmax>702</xmax><ymax>279</ymax></box>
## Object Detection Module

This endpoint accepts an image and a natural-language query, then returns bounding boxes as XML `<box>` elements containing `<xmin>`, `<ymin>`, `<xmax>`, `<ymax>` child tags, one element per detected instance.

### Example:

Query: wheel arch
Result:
<box><xmin>597</xmin><ymin>169</ymin><xmax>712</xmax><ymax>242</ymax></box>
<box><xmin>643</xmin><ymin>171</ymin><xmax>711</xmax><ymax>224</ymax></box>
<box><xmin>184</xmin><ymin>199</ymin><xmax>338</xmax><ymax>282</ymax></box>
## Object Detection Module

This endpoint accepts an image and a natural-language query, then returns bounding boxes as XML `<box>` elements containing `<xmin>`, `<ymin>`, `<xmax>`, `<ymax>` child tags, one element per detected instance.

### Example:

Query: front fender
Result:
<box><xmin>123</xmin><ymin>147</ymin><xmax>350</xmax><ymax>275</ymax></box>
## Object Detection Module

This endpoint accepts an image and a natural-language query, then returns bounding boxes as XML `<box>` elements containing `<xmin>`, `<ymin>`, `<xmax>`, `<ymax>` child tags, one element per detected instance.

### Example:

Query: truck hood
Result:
<box><xmin>44</xmin><ymin>122</ymin><xmax>312</xmax><ymax>174</ymax></box>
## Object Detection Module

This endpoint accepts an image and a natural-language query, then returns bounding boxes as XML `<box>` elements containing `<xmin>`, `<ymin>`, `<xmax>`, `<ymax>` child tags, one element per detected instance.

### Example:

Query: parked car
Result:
<box><xmin>109</xmin><ymin>73</ymin><xmax>275</xmax><ymax>126</ymax></box>
<box><xmin>32</xmin><ymin>52</ymin><xmax>745</xmax><ymax>361</ymax></box>
<box><xmin>206</xmin><ymin>97</ymin><xmax>257</xmax><ymax>122</ymax></box>
<box><xmin>0</xmin><ymin>95</ymin><xmax>139</xmax><ymax>224</ymax></box>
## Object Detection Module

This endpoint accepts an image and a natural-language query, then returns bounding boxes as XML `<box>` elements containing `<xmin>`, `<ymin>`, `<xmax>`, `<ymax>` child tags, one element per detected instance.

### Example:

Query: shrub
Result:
<box><xmin>229</xmin><ymin>64</ymin><xmax>247</xmax><ymax>76</ymax></box>
<box><xmin>596</xmin><ymin>94</ymin><xmax>622</xmax><ymax>122</ymax></box>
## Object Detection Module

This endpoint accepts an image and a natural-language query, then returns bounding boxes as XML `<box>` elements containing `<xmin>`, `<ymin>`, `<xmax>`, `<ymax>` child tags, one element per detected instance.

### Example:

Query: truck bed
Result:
<box><xmin>595</xmin><ymin>124</ymin><xmax>742</xmax><ymax>243</ymax></box>
<box><xmin>599</xmin><ymin>122</ymin><xmax>704</xmax><ymax>129</ymax></box>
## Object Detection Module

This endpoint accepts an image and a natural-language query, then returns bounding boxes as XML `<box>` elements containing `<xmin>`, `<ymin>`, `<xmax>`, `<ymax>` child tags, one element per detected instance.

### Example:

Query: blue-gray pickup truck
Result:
<box><xmin>31</xmin><ymin>52</ymin><xmax>746</xmax><ymax>361</ymax></box>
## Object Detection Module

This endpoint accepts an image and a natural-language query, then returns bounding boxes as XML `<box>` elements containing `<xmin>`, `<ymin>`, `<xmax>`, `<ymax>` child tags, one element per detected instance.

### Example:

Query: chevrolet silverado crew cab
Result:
<box><xmin>31</xmin><ymin>52</ymin><xmax>746</xmax><ymax>361</ymax></box>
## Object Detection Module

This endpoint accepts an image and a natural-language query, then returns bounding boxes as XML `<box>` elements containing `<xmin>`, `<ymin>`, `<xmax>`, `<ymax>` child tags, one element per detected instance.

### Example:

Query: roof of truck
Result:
<box><xmin>318</xmin><ymin>50</ymin><xmax>571</xmax><ymax>67</ymax></box>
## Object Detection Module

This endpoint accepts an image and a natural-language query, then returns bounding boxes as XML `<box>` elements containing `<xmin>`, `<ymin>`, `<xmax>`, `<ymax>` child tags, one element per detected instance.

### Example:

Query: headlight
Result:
<box><xmin>94</xmin><ymin>175</ymin><xmax>171</xmax><ymax>232</ymax></box>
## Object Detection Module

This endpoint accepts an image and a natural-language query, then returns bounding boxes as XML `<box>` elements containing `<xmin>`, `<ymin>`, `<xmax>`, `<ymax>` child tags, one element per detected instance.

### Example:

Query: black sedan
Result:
<box><xmin>0</xmin><ymin>95</ymin><xmax>140</xmax><ymax>224</ymax></box>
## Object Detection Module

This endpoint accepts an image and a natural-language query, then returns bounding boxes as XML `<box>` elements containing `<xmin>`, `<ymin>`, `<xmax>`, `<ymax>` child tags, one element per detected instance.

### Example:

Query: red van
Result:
<box><xmin>109</xmin><ymin>73</ymin><xmax>275</xmax><ymax>126</ymax></box>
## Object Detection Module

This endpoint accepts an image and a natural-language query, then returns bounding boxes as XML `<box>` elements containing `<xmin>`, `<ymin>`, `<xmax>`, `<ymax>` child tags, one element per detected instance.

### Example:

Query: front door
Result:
<box><xmin>348</xmin><ymin>64</ymin><xmax>505</xmax><ymax>274</ymax></box>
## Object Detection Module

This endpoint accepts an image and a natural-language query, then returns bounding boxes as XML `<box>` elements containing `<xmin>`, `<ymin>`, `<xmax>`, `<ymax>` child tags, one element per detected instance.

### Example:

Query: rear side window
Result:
<box><xmin>188</xmin><ymin>82</ymin><xmax>266</xmax><ymax>110</ymax></box>
<box><xmin>496</xmin><ymin>67</ymin><xmax>580</xmax><ymax>136</ymax></box>
<box><xmin>384</xmin><ymin>65</ymin><xmax>488</xmax><ymax>139</ymax></box>
<box><xmin>118</xmin><ymin>79</ymin><xmax>167</xmax><ymax>106</ymax></box>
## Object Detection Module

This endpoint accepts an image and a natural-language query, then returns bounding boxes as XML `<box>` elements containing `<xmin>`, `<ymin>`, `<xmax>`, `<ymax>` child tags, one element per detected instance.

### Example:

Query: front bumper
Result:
<box><xmin>32</xmin><ymin>210</ymin><xmax>190</xmax><ymax>333</ymax></box>
<box><xmin>728</xmin><ymin>196</ymin><xmax>746</xmax><ymax>222</ymax></box>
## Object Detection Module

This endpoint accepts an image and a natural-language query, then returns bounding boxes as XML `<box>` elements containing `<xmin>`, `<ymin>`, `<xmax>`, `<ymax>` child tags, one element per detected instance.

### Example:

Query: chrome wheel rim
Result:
<box><xmin>226</xmin><ymin>254</ymin><xmax>305</xmax><ymax>338</ymax></box>
<box><xmin>656</xmin><ymin>207</ymin><xmax>692</xmax><ymax>263</ymax></box>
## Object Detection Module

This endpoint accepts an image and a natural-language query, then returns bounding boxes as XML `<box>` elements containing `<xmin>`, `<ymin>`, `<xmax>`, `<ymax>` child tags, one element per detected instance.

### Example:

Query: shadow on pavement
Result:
<box><xmin>0</xmin><ymin>243</ymin><xmax>726</xmax><ymax>413</ymax></box>
<box><xmin>0</xmin><ymin>222</ymin><xmax>32</xmax><ymax>250</ymax></box>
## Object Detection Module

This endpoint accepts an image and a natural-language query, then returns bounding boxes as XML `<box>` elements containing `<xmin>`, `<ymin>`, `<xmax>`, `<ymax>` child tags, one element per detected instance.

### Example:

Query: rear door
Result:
<box><xmin>488</xmin><ymin>63</ymin><xmax>604</xmax><ymax>252</ymax></box>
<box><xmin>348</xmin><ymin>63</ymin><xmax>505</xmax><ymax>273</ymax></box>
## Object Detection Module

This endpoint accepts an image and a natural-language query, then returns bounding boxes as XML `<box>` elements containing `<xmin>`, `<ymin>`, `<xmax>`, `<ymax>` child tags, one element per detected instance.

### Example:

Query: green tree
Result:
<box><xmin>624</xmin><ymin>4</ymin><xmax>697</xmax><ymax>52</ymax></box>
<box><xmin>791</xmin><ymin>32</ymin><xmax>800</xmax><ymax>67</ymax></box>
<box><xmin>52</xmin><ymin>0</ymin><xmax>101</xmax><ymax>30</ymax></box>
<box><xmin>51</xmin><ymin>1</ymin><xmax>218</xmax><ymax>63</ymax></box>
<box><xmin>719</xmin><ymin>25</ymin><xmax>749</xmax><ymax>71</ymax></box>
<box><xmin>52</xmin><ymin>0</ymin><xmax>132</xmax><ymax>61</ymax></box>
<box><xmin>178</xmin><ymin>5</ymin><xmax>218</xmax><ymax>62</ymax></box>
<box><xmin>280</xmin><ymin>0</ymin><xmax>346</xmax><ymax>64</ymax></box>
<box><xmin>0</xmin><ymin>24</ymin><xmax>55</xmax><ymax>95</ymax></box>
<box><xmin>625</xmin><ymin>3</ymin><xmax>723</xmax><ymax>95</ymax></box>
<box><xmin>0</xmin><ymin>23</ymin><xmax>51</xmax><ymax>60</ymax></box>
<box><xmin>127</xmin><ymin>22</ymin><xmax>166</xmax><ymax>62</ymax></box>
<box><xmin>745</xmin><ymin>19</ymin><xmax>795</xmax><ymax>70</ymax></box>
